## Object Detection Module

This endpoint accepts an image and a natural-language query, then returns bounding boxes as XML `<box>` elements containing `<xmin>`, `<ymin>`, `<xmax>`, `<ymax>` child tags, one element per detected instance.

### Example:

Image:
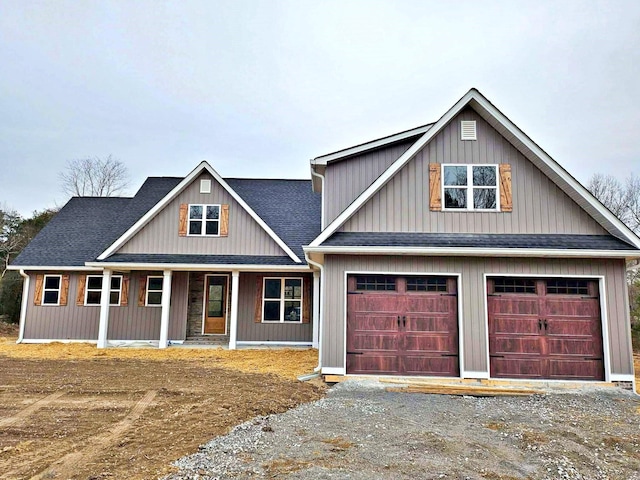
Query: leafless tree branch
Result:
<box><xmin>60</xmin><ymin>155</ymin><xmax>129</xmax><ymax>197</ymax></box>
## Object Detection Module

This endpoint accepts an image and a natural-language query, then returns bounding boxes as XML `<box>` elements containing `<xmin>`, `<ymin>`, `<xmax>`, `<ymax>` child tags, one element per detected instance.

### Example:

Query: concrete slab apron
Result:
<box><xmin>166</xmin><ymin>381</ymin><xmax>640</xmax><ymax>480</ymax></box>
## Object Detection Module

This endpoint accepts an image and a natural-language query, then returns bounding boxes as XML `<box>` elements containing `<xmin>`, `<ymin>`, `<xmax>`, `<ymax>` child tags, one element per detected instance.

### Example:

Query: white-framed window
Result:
<box><xmin>42</xmin><ymin>274</ymin><xmax>62</xmax><ymax>305</ymax></box>
<box><xmin>146</xmin><ymin>276</ymin><xmax>163</xmax><ymax>306</ymax></box>
<box><xmin>188</xmin><ymin>204</ymin><xmax>220</xmax><ymax>236</ymax></box>
<box><xmin>262</xmin><ymin>277</ymin><xmax>303</xmax><ymax>323</ymax></box>
<box><xmin>85</xmin><ymin>275</ymin><xmax>123</xmax><ymax>306</ymax></box>
<box><xmin>442</xmin><ymin>164</ymin><xmax>499</xmax><ymax>211</ymax></box>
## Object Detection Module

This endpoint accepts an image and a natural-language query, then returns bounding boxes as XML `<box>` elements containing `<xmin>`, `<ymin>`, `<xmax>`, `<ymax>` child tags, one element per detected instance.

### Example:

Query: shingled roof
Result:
<box><xmin>12</xmin><ymin>176</ymin><xmax>321</xmax><ymax>267</ymax></box>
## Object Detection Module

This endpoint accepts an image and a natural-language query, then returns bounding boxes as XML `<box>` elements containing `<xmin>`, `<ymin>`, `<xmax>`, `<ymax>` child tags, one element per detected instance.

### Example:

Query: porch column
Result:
<box><xmin>229</xmin><ymin>270</ymin><xmax>240</xmax><ymax>350</ymax></box>
<box><xmin>97</xmin><ymin>269</ymin><xmax>112</xmax><ymax>349</ymax></box>
<box><xmin>312</xmin><ymin>270</ymin><xmax>320</xmax><ymax>348</ymax></box>
<box><xmin>159</xmin><ymin>269</ymin><xmax>172</xmax><ymax>349</ymax></box>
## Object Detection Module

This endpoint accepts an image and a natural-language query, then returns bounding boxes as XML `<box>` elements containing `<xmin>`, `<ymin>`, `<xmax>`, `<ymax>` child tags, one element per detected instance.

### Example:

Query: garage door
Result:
<box><xmin>346</xmin><ymin>275</ymin><xmax>459</xmax><ymax>376</ymax></box>
<box><xmin>488</xmin><ymin>277</ymin><xmax>604</xmax><ymax>381</ymax></box>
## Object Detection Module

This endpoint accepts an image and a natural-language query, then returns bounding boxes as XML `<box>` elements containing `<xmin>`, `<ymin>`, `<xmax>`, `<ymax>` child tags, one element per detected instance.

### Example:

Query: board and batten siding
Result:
<box><xmin>323</xmin><ymin>140</ymin><xmax>415</xmax><ymax>227</ymax></box>
<box><xmin>322</xmin><ymin>255</ymin><xmax>633</xmax><ymax>377</ymax></box>
<box><xmin>236</xmin><ymin>272</ymin><xmax>313</xmax><ymax>343</ymax></box>
<box><xmin>23</xmin><ymin>272</ymin><xmax>188</xmax><ymax>341</ymax></box>
<box><xmin>340</xmin><ymin>108</ymin><xmax>607</xmax><ymax>235</ymax></box>
<box><xmin>118</xmin><ymin>173</ymin><xmax>286</xmax><ymax>256</ymax></box>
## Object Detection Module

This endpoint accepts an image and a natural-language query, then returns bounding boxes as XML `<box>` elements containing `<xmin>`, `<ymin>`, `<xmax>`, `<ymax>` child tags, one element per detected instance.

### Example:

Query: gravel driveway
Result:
<box><xmin>165</xmin><ymin>381</ymin><xmax>640</xmax><ymax>480</ymax></box>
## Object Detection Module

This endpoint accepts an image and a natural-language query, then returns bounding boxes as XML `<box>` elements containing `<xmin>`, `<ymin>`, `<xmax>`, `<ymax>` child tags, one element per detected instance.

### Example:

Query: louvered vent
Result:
<box><xmin>460</xmin><ymin>120</ymin><xmax>477</xmax><ymax>140</ymax></box>
<box><xmin>200</xmin><ymin>179</ymin><xmax>212</xmax><ymax>193</ymax></box>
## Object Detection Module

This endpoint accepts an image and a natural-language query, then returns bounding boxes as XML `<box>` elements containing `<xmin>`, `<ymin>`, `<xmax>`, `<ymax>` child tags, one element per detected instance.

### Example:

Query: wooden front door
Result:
<box><xmin>346</xmin><ymin>275</ymin><xmax>459</xmax><ymax>376</ymax></box>
<box><xmin>203</xmin><ymin>275</ymin><xmax>228</xmax><ymax>335</ymax></box>
<box><xmin>488</xmin><ymin>277</ymin><xmax>604</xmax><ymax>381</ymax></box>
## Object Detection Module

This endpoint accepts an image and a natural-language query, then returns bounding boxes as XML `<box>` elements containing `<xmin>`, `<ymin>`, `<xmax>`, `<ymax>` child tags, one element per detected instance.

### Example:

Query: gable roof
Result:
<box><xmin>308</xmin><ymin>88</ymin><xmax>640</xmax><ymax>250</ymax></box>
<box><xmin>97</xmin><ymin>161</ymin><xmax>304</xmax><ymax>263</ymax></box>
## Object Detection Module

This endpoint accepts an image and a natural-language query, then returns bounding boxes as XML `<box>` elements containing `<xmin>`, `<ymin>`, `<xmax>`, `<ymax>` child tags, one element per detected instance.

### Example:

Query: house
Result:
<box><xmin>10</xmin><ymin>89</ymin><xmax>640</xmax><ymax>388</ymax></box>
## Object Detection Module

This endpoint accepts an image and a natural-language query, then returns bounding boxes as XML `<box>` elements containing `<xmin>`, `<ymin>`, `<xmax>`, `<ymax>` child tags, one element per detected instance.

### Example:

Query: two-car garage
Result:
<box><xmin>345</xmin><ymin>274</ymin><xmax>605</xmax><ymax>381</ymax></box>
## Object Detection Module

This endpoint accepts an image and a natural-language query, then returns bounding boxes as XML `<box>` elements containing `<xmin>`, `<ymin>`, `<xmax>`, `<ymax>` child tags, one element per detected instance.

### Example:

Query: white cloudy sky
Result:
<box><xmin>1</xmin><ymin>0</ymin><xmax>639</xmax><ymax>216</ymax></box>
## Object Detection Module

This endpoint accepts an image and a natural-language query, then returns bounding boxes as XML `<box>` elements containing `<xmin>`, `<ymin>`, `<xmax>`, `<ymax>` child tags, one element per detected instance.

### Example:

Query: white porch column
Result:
<box><xmin>159</xmin><ymin>269</ymin><xmax>172</xmax><ymax>349</ymax></box>
<box><xmin>312</xmin><ymin>270</ymin><xmax>320</xmax><ymax>348</ymax></box>
<box><xmin>229</xmin><ymin>270</ymin><xmax>240</xmax><ymax>350</ymax></box>
<box><xmin>97</xmin><ymin>269</ymin><xmax>112</xmax><ymax>349</ymax></box>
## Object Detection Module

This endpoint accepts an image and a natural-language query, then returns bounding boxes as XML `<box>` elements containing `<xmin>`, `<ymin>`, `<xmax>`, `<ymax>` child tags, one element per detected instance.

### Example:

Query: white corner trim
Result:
<box><xmin>321</xmin><ymin>367</ymin><xmax>346</xmax><ymax>375</ymax></box>
<box><xmin>462</xmin><ymin>371</ymin><xmax>490</xmax><ymax>379</ymax></box>
<box><xmin>309</xmin><ymin>88</ymin><xmax>640</xmax><ymax>250</ymax></box>
<box><xmin>311</xmin><ymin>124</ymin><xmax>433</xmax><ymax>165</ymax></box>
<box><xmin>96</xmin><ymin>161</ymin><xmax>302</xmax><ymax>263</ymax></box>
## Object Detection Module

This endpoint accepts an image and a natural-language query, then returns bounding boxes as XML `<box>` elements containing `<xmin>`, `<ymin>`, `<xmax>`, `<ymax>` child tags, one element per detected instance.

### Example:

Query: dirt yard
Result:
<box><xmin>0</xmin><ymin>324</ymin><xmax>325</xmax><ymax>480</ymax></box>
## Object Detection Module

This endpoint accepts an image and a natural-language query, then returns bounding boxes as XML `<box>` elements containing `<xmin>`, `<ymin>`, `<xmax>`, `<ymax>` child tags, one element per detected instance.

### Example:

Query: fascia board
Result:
<box><xmin>309</xmin><ymin>89</ymin><xmax>477</xmax><ymax>247</ymax></box>
<box><xmin>97</xmin><ymin>161</ymin><xmax>301</xmax><ymax>263</ymax></box>
<box><xmin>7</xmin><ymin>265</ymin><xmax>103</xmax><ymax>271</ymax></box>
<box><xmin>303</xmin><ymin>245</ymin><xmax>639</xmax><ymax>258</ymax></box>
<box><xmin>85</xmin><ymin>262</ymin><xmax>311</xmax><ymax>272</ymax></box>
<box><xmin>311</xmin><ymin>124</ymin><xmax>433</xmax><ymax>165</ymax></box>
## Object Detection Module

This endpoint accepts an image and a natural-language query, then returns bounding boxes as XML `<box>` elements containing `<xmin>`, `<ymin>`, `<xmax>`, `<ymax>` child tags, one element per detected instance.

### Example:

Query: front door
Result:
<box><xmin>204</xmin><ymin>275</ymin><xmax>228</xmax><ymax>334</ymax></box>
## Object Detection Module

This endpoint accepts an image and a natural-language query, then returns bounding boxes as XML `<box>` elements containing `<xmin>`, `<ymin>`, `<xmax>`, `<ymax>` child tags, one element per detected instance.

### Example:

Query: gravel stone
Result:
<box><xmin>164</xmin><ymin>382</ymin><xmax>640</xmax><ymax>479</ymax></box>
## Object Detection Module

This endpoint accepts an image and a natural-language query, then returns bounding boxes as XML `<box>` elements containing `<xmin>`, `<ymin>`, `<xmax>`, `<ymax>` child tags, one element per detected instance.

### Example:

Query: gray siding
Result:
<box><xmin>23</xmin><ymin>272</ymin><xmax>187</xmax><ymax>341</ymax></box>
<box><xmin>119</xmin><ymin>173</ymin><xmax>286</xmax><ymax>256</ymax></box>
<box><xmin>237</xmin><ymin>272</ymin><xmax>313</xmax><ymax>343</ymax></box>
<box><xmin>322</xmin><ymin>255</ymin><xmax>632</xmax><ymax>377</ymax></box>
<box><xmin>324</xmin><ymin>140</ymin><xmax>414</xmax><ymax>227</ymax></box>
<box><xmin>340</xmin><ymin>108</ymin><xmax>607</xmax><ymax>235</ymax></box>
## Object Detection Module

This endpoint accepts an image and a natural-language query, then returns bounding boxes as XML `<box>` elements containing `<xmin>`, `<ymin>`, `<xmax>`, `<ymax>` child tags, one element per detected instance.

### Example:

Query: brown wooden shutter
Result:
<box><xmin>220</xmin><ymin>204</ymin><xmax>229</xmax><ymax>237</ymax></box>
<box><xmin>254</xmin><ymin>275</ymin><xmax>264</xmax><ymax>323</ymax></box>
<box><xmin>138</xmin><ymin>275</ymin><xmax>147</xmax><ymax>306</ymax></box>
<box><xmin>76</xmin><ymin>275</ymin><xmax>87</xmax><ymax>306</ymax></box>
<box><xmin>178</xmin><ymin>204</ymin><xmax>188</xmax><ymax>236</ymax></box>
<box><xmin>429</xmin><ymin>163</ymin><xmax>442</xmax><ymax>211</ymax></box>
<box><xmin>33</xmin><ymin>274</ymin><xmax>44</xmax><ymax>306</ymax></box>
<box><xmin>302</xmin><ymin>277</ymin><xmax>312</xmax><ymax>324</ymax></box>
<box><xmin>499</xmin><ymin>164</ymin><xmax>513</xmax><ymax>212</ymax></box>
<box><xmin>60</xmin><ymin>275</ymin><xmax>70</xmax><ymax>306</ymax></box>
<box><xmin>121</xmin><ymin>275</ymin><xmax>130</xmax><ymax>306</ymax></box>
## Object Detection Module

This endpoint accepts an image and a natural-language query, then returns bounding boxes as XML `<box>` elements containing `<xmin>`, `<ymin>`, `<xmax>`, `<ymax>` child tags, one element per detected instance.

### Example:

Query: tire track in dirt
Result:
<box><xmin>29</xmin><ymin>390</ymin><xmax>157</xmax><ymax>480</ymax></box>
<box><xmin>0</xmin><ymin>391</ymin><xmax>65</xmax><ymax>428</ymax></box>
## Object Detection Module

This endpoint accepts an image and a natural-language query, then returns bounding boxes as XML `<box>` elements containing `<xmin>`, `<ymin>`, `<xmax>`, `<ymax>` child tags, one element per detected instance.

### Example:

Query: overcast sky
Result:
<box><xmin>1</xmin><ymin>0</ymin><xmax>639</xmax><ymax>216</ymax></box>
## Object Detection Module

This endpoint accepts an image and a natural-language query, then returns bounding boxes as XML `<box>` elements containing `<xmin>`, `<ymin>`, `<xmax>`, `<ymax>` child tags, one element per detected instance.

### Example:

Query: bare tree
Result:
<box><xmin>60</xmin><ymin>155</ymin><xmax>129</xmax><ymax>197</ymax></box>
<box><xmin>587</xmin><ymin>173</ymin><xmax>640</xmax><ymax>234</ymax></box>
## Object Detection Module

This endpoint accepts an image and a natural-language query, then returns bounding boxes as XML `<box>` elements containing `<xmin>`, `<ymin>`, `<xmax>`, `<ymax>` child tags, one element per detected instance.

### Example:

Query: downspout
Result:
<box><xmin>305</xmin><ymin>254</ymin><xmax>324</xmax><ymax>373</ymax></box>
<box><xmin>310</xmin><ymin>164</ymin><xmax>325</xmax><ymax>230</ymax></box>
<box><xmin>17</xmin><ymin>269</ymin><xmax>29</xmax><ymax>344</ymax></box>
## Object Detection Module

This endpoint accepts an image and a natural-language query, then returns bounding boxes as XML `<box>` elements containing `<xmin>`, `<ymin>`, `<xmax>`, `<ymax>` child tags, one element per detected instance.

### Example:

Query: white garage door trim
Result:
<box><xmin>342</xmin><ymin>270</ymin><xmax>465</xmax><ymax>377</ymax></box>
<box><xmin>483</xmin><ymin>273</ymin><xmax>612</xmax><ymax>383</ymax></box>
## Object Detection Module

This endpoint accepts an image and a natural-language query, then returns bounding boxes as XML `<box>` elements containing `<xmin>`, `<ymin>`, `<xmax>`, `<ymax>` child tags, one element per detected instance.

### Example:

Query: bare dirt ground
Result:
<box><xmin>0</xmin><ymin>324</ymin><xmax>325</xmax><ymax>480</ymax></box>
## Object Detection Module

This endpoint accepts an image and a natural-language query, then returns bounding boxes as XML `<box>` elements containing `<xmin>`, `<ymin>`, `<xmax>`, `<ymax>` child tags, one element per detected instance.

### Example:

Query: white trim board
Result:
<box><xmin>85</xmin><ymin>262</ymin><xmax>312</xmax><ymax>272</ymax></box>
<box><xmin>236</xmin><ymin>341</ymin><xmax>313</xmax><ymax>346</ymax></box>
<box><xmin>7</xmin><ymin>266</ymin><xmax>103</xmax><ymax>271</ymax></box>
<box><xmin>97</xmin><ymin>161</ymin><xmax>302</xmax><ymax>263</ymax></box>
<box><xmin>308</xmin><ymin>88</ymin><xmax>640</xmax><ymax>250</ymax></box>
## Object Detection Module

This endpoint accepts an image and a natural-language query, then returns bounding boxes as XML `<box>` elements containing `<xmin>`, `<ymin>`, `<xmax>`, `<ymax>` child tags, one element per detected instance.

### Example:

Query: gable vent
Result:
<box><xmin>200</xmin><ymin>179</ymin><xmax>212</xmax><ymax>194</ymax></box>
<box><xmin>460</xmin><ymin>120</ymin><xmax>477</xmax><ymax>140</ymax></box>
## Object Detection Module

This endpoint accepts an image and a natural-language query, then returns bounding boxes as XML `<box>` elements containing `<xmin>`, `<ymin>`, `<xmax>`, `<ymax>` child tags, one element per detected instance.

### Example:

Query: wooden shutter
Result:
<box><xmin>76</xmin><ymin>275</ymin><xmax>87</xmax><ymax>306</ymax></box>
<box><xmin>429</xmin><ymin>163</ymin><xmax>442</xmax><ymax>211</ymax></box>
<box><xmin>220</xmin><ymin>204</ymin><xmax>229</xmax><ymax>237</ymax></box>
<box><xmin>121</xmin><ymin>275</ymin><xmax>130</xmax><ymax>306</ymax></box>
<box><xmin>302</xmin><ymin>277</ymin><xmax>312</xmax><ymax>324</ymax></box>
<box><xmin>254</xmin><ymin>275</ymin><xmax>264</xmax><ymax>323</ymax></box>
<box><xmin>178</xmin><ymin>204</ymin><xmax>188</xmax><ymax>236</ymax></box>
<box><xmin>60</xmin><ymin>275</ymin><xmax>70</xmax><ymax>306</ymax></box>
<box><xmin>499</xmin><ymin>164</ymin><xmax>513</xmax><ymax>212</ymax></box>
<box><xmin>138</xmin><ymin>275</ymin><xmax>147</xmax><ymax>306</ymax></box>
<box><xmin>33</xmin><ymin>274</ymin><xmax>44</xmax><ymax>306</ymax></box>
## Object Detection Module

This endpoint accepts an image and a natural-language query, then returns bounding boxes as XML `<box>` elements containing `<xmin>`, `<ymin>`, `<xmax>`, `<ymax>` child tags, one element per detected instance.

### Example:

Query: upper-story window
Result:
<box><xmin>189</xmin><ymin>204</ymin><xmax>220</xmax><ymax>236</ymax></box>
<box><xmin>442</xmin><ymin>164</ymin><xmax>498</xmax><ymax>211</ymax></box>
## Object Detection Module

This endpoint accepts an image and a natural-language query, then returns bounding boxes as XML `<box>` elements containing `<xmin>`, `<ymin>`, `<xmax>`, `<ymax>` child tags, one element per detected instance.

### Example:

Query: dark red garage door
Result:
<box><xmin>488</xmin><ymin>277</ymin><xmax>604</xmax><ymax>381</ymax></box>
<box><xmin>346</xmin><ymin>275</ymin><xmax>459</xmax><ymax>376</ymax></box>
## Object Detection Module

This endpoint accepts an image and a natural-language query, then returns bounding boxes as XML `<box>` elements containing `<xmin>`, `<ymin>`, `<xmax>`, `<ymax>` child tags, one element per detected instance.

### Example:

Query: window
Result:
<box><xmin>546</xmin><ymin>279</ymin><xmax>589</xmax><ymax>295</ymax></box>
<box><xmin>494</xmin><ymin>278</ymin><xmax>536</xmax><ymax>294</ymax></box>
<box><xmin>355</xmin><ymin>275</ymin><xmax>396</xmax><ymax>291</ymax></box>
<box><xmin>146</xmin><ymin>276</ymin><xmax>163</xmax><ymax>306</ymax></box>
<box><xmin>443</xmin><ymin>164</ymin><xmax>498</xmax><ymax>211</ymax></box>
<box><xmin>42</xmin><ymin>275</ymin><xmax>62</xmax><ymax>305</ymax></box>
<box><xmin>262</xmin><ymin>278</ymin><xmax>303</xmax><ymax>322</ymax></box>
<box><xmin>406</xmin><ymin>277</ymin><xmax>448</xmax><ymax>292</ymax></box>
<box><xmin>188</xmin><ymin>204</ymin><xmax>220</xmax><ymax>236</ymax></box>
<box><xmin>85</xmin><ymin>275</ymin><xmax>122</xmax><ymax>305</ymax></box>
